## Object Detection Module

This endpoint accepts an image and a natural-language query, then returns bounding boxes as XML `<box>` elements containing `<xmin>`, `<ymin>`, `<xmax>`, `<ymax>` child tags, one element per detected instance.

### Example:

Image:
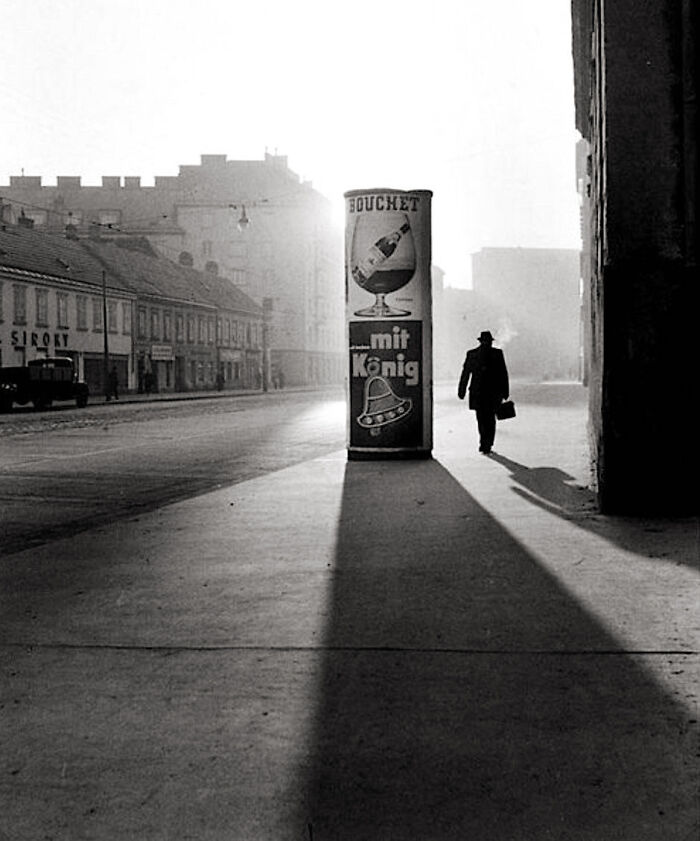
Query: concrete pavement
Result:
<box><xmin>1</xmin><ymin>382</ymin><xmax>697</xmax><ymax>840</ymax></box>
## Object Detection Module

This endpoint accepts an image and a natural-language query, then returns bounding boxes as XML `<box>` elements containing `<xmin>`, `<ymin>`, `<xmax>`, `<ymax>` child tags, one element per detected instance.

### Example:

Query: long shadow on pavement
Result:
<box><xmin>487</xmin><ymin>452</ymin><xmax>699</xmax><ymax>572</ymax></box>
<box><xmin>300</xmin><ymin>458</ymin><xmax>697</xmax><ymax>840</ymax></box>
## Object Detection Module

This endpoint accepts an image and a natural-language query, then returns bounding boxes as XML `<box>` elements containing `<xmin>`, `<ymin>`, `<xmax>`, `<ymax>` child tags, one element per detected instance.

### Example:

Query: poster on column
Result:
<box><xmin>345</xmin><ymin>188</ymin><xmax>433</xmax><ymax>459</ymax></box>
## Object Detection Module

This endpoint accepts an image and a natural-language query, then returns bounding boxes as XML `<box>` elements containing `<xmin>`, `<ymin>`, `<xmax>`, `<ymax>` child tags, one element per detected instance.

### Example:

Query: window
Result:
<box><xmin>176</xmin><ymin>313</ymin><xmax>184</xmax><ymax>342</ymax></box>
<box><xmin>150</xmin><ymin>309</ymin><xmax>160</xmax><ymax>340</ymax></box>
<box><xmin>92</xmin><ymin>298</ymin><xmax>103</xmax><ymax>331</ymax></box>
<box><xmin>13</xmin><ymin>285</ymin><xmax>26</xmax><ymax>324</ymax></box>
<box><xmin>64</xmin><ymin>210</ymin><xmax>84</xmax><ymax>227</ymax></box>
<box><xmin>198</xmin><ymin>316</ymin><xmax>205</xmax><ymax>344</ymax></box>
<box><xmin>57</xmin><ymin>292</ymin><xmax>69</xmax><ymax>328</ymax></box>
<box><xmin>0</xmin><ymin>281</ymin><xmax>3</xmax><ymax>322</ymax></box>
<box><xmin>163</xmin><ymin>311</ymin><xmax>172</xmax><ymax>341</ymax></box>
<box><xmin>137</xmin><ymin>307</ymin><xmax>147</xmax><ymax>339</ymax></box>
<box><xmin>98</xmin><ymin>210</ymin><xmax>121</xmax><ymax>228</ymax></box>
<box><xmin>207</xmin><ymin>317</ymin><xmax>215</xmax><ymax>344</ymax></box>
<box><xmin>225</xmin><ymin>319</ymin><xmax>231</xmax><ymax>343</ymax></box>
<box><xmin>36</xmin><ymin>288</ymin><xmax>49</xmax><ymax>326</ymax></box>
<box><xmin>187</xmin><ymin>316</ymin><xmax>195</xmax><ymax>343</ymax></box>
<box><xmin>202</xmin><ymin>240</ymin><xmax>213</xmax><ymax>257</ymax></box>
<box><xmin>25</xmin><ymin>210</ymin><xmax>47</xmax><ymax>227</ymax></box>
<box><xmin>216</xmin><ymin>317</ymin><xmax>222</xmax><ymax>343</ymax></box>
<box><xmin>107</xmin><ymin>300</ymin><xmax>118</xmax><ymax>333</ymax></box>
<box><xmin>77</xmin><ymin>295</ymin><xmax>88</xmax><ymax>330</ymax></box>
<box><xmin>122</xmin><ymin>302</ymin><xmax>132</xmax><ymax>335</ymax></box>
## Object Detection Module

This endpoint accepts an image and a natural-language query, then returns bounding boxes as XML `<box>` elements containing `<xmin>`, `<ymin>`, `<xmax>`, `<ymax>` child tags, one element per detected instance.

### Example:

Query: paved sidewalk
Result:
<box><xmin>1</xmin><ymin>383</ymin><xmax>697</xmax><ymax>840</ymax></box>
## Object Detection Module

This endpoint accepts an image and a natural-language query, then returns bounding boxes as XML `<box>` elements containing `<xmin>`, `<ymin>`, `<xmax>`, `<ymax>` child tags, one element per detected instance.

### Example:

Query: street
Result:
<box><xmin>0</xmin><ymin>389</ymin><xmax>346</xmax><ymax>557</ymax></box>
<box><xmin>0</xmin><ymin>383</ymin><xmax>697</xmax><ymax>840</ymax></box>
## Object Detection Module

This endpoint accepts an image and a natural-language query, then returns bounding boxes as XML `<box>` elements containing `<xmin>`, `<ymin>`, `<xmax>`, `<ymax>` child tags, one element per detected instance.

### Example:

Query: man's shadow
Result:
<box><xmin>488</xmin><ymin>452</ymin><xmax>698</xmax><ymax>570</ymax></box>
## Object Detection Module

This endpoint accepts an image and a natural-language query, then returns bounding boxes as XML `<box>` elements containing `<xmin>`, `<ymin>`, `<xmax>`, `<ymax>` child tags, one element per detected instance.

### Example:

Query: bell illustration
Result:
<box><xmin>357</xmin><ymin>375</ymin><xmax>412</xmax><ymax>430</ymax></box>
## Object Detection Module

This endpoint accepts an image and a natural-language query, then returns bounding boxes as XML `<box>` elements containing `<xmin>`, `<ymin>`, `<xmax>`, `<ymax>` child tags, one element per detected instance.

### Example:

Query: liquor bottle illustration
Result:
<box><xmin>351</xmin><ymin>213</ymin><xmax>416</xmax><ymax>317</ymax></box>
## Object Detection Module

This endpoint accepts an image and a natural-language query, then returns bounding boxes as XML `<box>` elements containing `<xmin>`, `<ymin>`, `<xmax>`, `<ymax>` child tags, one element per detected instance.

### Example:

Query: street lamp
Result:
<box><xmin>262</xmin><ymin>297</ymin><xmax>273</xmax><ymax>392</ymax></box>
<box><xmin>102</xmin><ymin>270</ymin><xmax>110</xmax><ymax>401</ymax></box>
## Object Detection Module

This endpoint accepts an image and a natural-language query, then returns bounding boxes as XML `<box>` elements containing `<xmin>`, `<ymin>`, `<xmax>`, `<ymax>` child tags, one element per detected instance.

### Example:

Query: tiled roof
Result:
<box><xmin>0</xmin><ymin>224</ymin><xmax>117</xmax><ymax>289</ymax></box>
<box><xmin>0</xmin><ymin>224</ymin><xmax>261</xmax><ymax>316</ymax></box>
<box><xmin>80</xmin><ymin>238</ymin><xmax>262</xmax><ymax>315</ymax></box>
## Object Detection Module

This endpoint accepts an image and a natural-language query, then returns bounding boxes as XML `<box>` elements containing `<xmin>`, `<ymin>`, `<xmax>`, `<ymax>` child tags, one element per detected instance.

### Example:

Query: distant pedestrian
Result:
<box><xmin>108</xmin><ymin>365</ymin><xmax>119</xmax><ymax>401</ymax></box>
<box><xmin>457</xmin><ymin>330</ymin><xmax>510</xmax><ymax>454</ymax></box>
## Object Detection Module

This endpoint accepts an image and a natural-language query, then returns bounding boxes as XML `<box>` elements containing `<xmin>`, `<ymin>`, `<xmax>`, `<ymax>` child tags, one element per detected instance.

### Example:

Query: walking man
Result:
<box><xmin>458</xmin><ymin>330</ymin><xmax>510</xmax><ymax>454</ymax></box>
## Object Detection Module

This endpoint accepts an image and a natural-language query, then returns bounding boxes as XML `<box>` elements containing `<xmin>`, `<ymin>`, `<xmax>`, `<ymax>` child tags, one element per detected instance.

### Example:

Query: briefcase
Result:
<box><xmin>496</xmin><ymin>400</ymin><xmax>516</xmax><ymax>420</ymax></box>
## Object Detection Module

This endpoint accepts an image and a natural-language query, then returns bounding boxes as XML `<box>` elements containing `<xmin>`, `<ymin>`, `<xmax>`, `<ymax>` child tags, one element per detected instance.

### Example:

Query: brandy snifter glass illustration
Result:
<box><xmin>351</xmin><ymin>212</ymin><xmax>416</xmax><ymax>317</ymax></box>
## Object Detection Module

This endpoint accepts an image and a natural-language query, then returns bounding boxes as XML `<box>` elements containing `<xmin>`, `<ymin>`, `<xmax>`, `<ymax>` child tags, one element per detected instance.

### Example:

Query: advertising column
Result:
<box><xmin>345</xmin><ymin>188</ymin><xmax>433</xmax><ymax>460</ymax></box>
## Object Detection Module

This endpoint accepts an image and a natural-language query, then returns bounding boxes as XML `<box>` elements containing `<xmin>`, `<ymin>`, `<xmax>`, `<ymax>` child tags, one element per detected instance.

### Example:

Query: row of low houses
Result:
<box><xmin>0</xmin><ymin>220</ymin><xmax>266</xmax><ymax>395</ymax></box>
<box><xmin>0</xmin><ymin>152</ymin><xmax>346</xmax><ymax>387</ymax></box>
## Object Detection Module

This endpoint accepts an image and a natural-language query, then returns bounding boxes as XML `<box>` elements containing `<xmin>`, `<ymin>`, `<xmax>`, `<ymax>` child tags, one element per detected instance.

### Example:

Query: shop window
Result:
<box><xmin>57</xmin><ymin>292</ymin><xmax>69</xmax><ymax>328</ymax></box>
<box><xmin>35</xmin><ymin>288</ymin><xmax>48</xmax><ymax>326</ymax></box>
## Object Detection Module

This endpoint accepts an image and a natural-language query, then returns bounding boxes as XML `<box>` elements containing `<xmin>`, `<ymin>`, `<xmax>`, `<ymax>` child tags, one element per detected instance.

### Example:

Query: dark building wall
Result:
<box><xmin>572</xmin><ymin>0</ymin><xmax>699</xmax><ymax>514</ymax></box>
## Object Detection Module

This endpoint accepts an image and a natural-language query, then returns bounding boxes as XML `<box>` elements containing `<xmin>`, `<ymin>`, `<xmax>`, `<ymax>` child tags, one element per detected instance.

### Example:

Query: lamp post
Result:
<box><xmin>102</xmin><ymin>270</ymin><xmax>110</xmax><ymax>401</ymax></box>
<box><xmin>262</xmin><ymin>297</ymin><xmax>273</xmax><ymax>393</ymax></box>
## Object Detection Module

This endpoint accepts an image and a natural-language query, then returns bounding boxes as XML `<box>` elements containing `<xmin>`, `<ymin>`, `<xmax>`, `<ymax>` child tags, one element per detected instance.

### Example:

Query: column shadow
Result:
<box><xmin>299</xmin><ymin>458</ymin><xmax>696</xmax><ymax>840</ymax></box>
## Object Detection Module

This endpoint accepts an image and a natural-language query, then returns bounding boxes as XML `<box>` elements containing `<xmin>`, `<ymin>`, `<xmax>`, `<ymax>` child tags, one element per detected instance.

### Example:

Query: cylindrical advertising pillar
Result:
<box><xmin>345</xmin><ymin>188</ymin><xmax>433</xmax><ymax>460</ymax></box>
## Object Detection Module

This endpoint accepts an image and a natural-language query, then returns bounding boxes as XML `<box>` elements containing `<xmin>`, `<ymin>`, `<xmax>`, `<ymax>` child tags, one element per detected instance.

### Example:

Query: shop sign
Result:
<box><xmin>151</xmin><ymin>343</ymin><xmax>174</xmax><ymax>361</ymax></box>
<box><xmin>9</xmin><ymin>329</ymin><xmax>70</xmax><ymax>350</ymax></box>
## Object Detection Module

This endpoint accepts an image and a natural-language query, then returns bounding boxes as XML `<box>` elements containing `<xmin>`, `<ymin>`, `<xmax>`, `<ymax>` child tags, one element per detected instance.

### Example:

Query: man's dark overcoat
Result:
<box><xmin>458</xmin><ymin>344</ymin><xmax>509</xmax><ymax>410</ymax></box>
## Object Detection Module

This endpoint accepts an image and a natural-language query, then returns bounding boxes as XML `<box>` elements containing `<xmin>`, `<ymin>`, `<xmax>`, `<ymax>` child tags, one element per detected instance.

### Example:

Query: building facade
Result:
<box><xmin>571</xmin><ymin>0</ymin><xmax>698</xmax><ymax>514</ymax></box>
<box><xmin>0</xmin><ymin>222</ymin><xmax>264</xmax><ymax>396</ymax></box>
<box><xmin>0</xmin><ymin>223</ymin><xmax>134</xmax><ymax>391</ymax></box>
<box><xmin>0</xmin><ymin>153</ymin><xmax>344</xmax><ymax>387</ymax></box>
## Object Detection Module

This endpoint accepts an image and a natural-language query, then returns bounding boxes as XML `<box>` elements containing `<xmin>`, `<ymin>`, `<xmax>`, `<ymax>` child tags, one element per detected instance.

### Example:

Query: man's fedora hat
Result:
<box><xmin>477</xmin><ymin>331</ymin><xmax>494</xmax><ymax>342</ymax></box>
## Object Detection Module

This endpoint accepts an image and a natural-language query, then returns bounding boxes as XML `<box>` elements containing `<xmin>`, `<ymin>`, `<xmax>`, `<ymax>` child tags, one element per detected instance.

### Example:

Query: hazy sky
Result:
<box><xmin>2</xmin><ymin>0</ymin><xmax>581</xmax><ymax>287</ymax></box>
